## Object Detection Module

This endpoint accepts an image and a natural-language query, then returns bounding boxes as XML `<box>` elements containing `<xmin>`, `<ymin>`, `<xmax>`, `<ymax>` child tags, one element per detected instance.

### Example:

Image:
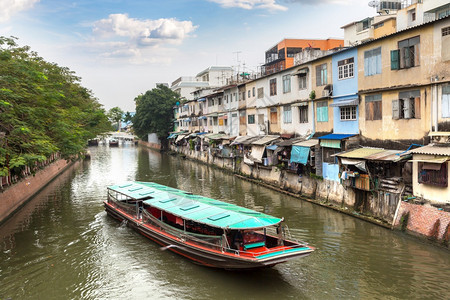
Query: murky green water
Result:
<box><xmin>1</xmin><ymin>145</ymin><xmax>449</xmax><ymax>299</ymax></box>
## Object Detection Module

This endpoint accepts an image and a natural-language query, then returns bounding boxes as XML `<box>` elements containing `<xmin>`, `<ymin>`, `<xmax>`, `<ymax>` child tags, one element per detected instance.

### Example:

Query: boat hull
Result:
<box><xmin>104</xmin><ymin>201</ymin><xmax>313</xmax><ymax>270</ymax></box>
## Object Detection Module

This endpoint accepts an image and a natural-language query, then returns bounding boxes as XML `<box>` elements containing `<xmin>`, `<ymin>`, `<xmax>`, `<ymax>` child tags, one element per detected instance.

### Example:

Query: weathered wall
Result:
<box><xmin>169</xmin><ymin>145</ymin><xmax>450</xmax><ymax>247</ymax></box>
<box><xmin>394</xmin><ymin>201</ymin><xmax>450</xmax><ymax>247</ymax></box>
<box><xmin>0</xmin><ymin>159</ymin><xmax>76</xmax><ymax>223</ymax></box>
<box><xmin>139</xmin><ymin>140</ymin><xmax>162</xmax><ymax>151</ymax></box>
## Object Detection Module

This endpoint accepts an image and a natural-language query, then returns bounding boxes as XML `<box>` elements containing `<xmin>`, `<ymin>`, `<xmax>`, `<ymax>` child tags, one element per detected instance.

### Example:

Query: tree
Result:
<box><xmin>132</xmin><ymin>84</ymin><xmax>179</xmax><ymax>149</ymax></box>
<box><xmin>123</xmin><ymin>111</ymin><xmax>133</xmax><ymax>123</ymax></box>
<box><xmin>108</xmin><ymin>107</ymin><xmax>124</xmax><ymax>131</ymax></box>
<box><xmin>0</xmin><ymin>36</ymin><xmax>111</xmax><ymax>177</ymax></box>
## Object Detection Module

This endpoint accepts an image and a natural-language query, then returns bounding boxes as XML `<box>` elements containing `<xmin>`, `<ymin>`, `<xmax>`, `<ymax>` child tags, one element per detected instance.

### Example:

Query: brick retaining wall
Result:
<box><xmin>0</xmin><ymin>159</ymin><xmax>75</xmax><ymax>223</ymax></box>
<box><xmin>394</xmin><ymin>201</ymin><xmax>450</xmax><ymax>247</ymax></box>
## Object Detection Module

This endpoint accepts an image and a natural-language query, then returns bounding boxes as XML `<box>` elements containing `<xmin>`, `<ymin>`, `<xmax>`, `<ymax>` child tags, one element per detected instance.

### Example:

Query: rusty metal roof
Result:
<box><xmin>252</xmin><ymin>135</ymin><xmax>280</xmax><ymax>145</ymax></box>
<box><xmin>336</xmin><ymin>147</ymin><xmax>385</xmax><ymax>159</ymax></box>
<box><xmin>293</xmin><ymin>139</ymin><xmax>319</xmax><ymax>148</ymax></box>
<box><xmin>409</xmin><ymin>144</ymin><xmax>450</xmax><ymax>156</ymax></box>
<box><xmin>336</xmin><ymin>148</ymin><xmax>407</xmax><ymax>162</ymax></box>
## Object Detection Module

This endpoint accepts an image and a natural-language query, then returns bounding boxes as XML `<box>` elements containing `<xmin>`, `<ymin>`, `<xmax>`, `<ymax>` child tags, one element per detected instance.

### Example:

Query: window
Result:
<box><xmin>248</xmin><ymin>90</ymin><xmax>251</xmax><ymax>98</ymax></box>
<box><xmin>248</xmin><ymin>114</ymin><xmax>255</xmax><ymax>124</ymax></box>
<box><xmin>338</xmin><ymin>57</ymin><xmax>354</xmax><ymax>80</ymax></box>
<box><xmin>391</xmin><ymin>36</ymin><xmax>420</xmax><ymax>70</ymax></box>
<box><xmin>270</xmin><ymin>79</ymin><xmax>277</xmax><ymax>96</ymax></box>
<box><xmin>443</xmin><ymin>27</ymin><xmax>450</xmax><ymax>37</ymax></box>
<box><xmin>392</xmin><ymin>90</ymin><xmax>421</xmax><ymax>119</ymax></box>
<box><xmin>252</xmin><ymin>87</ymin><xmax>255</xmax><ymax>97</ymax></box>
<box><xmin>298</xmin><ymin>74</ymin><xmax>307</xmax><ymax>90</ymax></box>
<box><xmin>270</xmin><ymin>107</ymin><xmax>277</xmax><ymax>124</ymax></box>
<box><xmin>442</xmin><ymin>84</ymin><xmax>450</xmax><ymax>118</ymax></box>
<box><xmin>323</xmin><ymin>147</ymin><xmax>339</xmax><ymax>164</ymax></box>
<box><xmin>316</xmin><ymin>101</ymin><xmax>328</xmax><ymax>122</ymax></box>
<box><xmin>418</xmin><ymin>162</ymin><xmax>448</xmax><ymax>187</ymax></box>
<box><xmin>283</xmin><ymin>105</ymin><xmax>292</xmax><ymax>123</ymax></box>
<box><xmin>316</xmin><ymin>64</ymin><xmax>327</xmax><ymax>86</ymax></box>
<box><xmin>282</xmin><ymin>75</ymin><xmax>291</xmax><ymax>93</ymax></box>
<box><xmin>218</xmin><ymin>97</ymin><xmax>222</xmax><ymax>105</ymax></box>
<box><xmin>365</xmin><ymin>94</ymin><xmax>382</xmax><ymax>121</ymax></box>
<box><xmin>257</xmin><ymin>87</ymin><xmax>264</xmax><ymax>99</ymax></box>
<box><xmin>213</xmin><ymin>117</ymin><xmax>218</xmax><ymax>126</ymax></box>
<box><xmin>409</xmin><ymin>9</ymin><xmax>416</xmax><ymax>22</ymax></box>
<box><xmin>239</xmin><ymin>110</ymin><xmax>246</xmax><ymax>125</ymax></box>
<box><xmin>364</xmin><ymin>47</ymin><xmax>381</xmax><ymax>76</ymax></box>
<box><xmin>340</xmin><ymin>106</ymin><xmax>357</xmax><ymax>120</ymax></box>
<box><xmin>374</xmin><ymin>22</ymin><xmax>384</xmax><ymax>29</ymax></box>
<box><xmin>299</xmin><ymin>105</ymin><xmax>308</xmax><ymax>123</ymax></box>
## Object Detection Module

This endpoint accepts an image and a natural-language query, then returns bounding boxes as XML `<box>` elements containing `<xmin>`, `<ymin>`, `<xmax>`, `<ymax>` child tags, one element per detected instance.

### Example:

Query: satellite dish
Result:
<box><xmin>368</xmin><ymin>0</ymin><xmax>379</xmax><ymax>7</ymax></box>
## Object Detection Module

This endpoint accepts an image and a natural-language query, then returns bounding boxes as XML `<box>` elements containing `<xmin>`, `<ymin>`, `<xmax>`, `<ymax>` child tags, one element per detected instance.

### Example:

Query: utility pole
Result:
<box><xmin>233</xmin><ymin>51</ymin><xmax>241</xmax><ymax>82</ymax></box>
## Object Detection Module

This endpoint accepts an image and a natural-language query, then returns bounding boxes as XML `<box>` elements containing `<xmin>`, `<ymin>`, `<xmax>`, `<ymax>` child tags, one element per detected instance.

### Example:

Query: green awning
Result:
<box><xmin>107</xmin><ymin>181</ymin><xmax>282</xmax><ymax>230</ymax></box>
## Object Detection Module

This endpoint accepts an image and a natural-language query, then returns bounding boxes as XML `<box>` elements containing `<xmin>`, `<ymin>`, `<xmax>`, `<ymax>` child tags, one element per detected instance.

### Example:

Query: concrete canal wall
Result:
<box><xmin>0</xmin><ymin>159</ymin><xmax>77</xmax><ymax>224</ymax></box>
<box><xmin>170</xmin><ymin>145</ymin><xmax>450</xmax><ymax>249</ymax></box>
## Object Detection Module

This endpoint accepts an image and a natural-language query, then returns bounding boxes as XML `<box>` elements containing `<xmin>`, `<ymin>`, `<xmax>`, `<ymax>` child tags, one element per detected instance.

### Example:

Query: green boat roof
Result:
<box><xmin>107</xmin><ymin>181</ymin><xmax>282</xmax><ymax>230</ymax></box>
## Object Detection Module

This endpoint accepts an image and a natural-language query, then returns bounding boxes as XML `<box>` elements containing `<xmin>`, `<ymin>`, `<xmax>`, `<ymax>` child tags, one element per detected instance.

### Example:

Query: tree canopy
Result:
<box><xmin>108</xmin><ymin>106</ymin><xmax>124</xmax><ymax>131</ymax></box>
<box><xmin>132</xmin><ymin>84</ymin><xmax>179</xmax><ymax>143</ymax></box>
<box><xmin>0</xmin><ymin>36</ymin><xmax>111</xmax><ymax>176</ymax></box>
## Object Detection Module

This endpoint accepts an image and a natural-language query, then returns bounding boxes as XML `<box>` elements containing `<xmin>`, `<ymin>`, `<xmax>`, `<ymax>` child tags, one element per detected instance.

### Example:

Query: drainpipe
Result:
<box><xmin>430</xmin><ymin>76</ymin><xmax>439</xmax><ymax>132</ymax></box>
<box><xmin>435</xmin><ymin>80</ymin><xmax>439</xmax><ymax>132</ymax></box>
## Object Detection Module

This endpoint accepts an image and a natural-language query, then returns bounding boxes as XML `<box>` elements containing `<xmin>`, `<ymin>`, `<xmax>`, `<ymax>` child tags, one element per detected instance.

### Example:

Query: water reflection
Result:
<box><xmin>0</xmin><ymin>145</ymin><xmax>449</xmax><ymax>300</ymax></box>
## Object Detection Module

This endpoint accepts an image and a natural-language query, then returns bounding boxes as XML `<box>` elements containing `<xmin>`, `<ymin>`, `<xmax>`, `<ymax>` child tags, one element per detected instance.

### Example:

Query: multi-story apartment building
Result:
<box><xmin>358</xmin><ymin>14</ymin><xmax>450</xmax><ymax>147</ymax></box>
<box><xmin>263</xmin><ymin>38</ymin><xmax>343</xmax><ymax>75</ymax></box>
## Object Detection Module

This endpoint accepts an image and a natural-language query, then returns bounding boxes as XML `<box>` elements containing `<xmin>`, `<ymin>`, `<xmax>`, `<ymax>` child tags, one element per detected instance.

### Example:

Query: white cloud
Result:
<box><xmin>93</xmin><ymin>14</ymin><xmax>197</xmax><ymax>45</ymax></box>
<box><xmin>209</xmin><ymin>0</ymin><xmax>287</xmax><ymax>11</ymax></box>
<box><xmin>87</xmin><ymin>14</ymin><xmax>197</xmax><ymax>64</ymax></box>
<box><xmin>0</xmin><ymin>0</ymin><xmax>40</xmax><ymax>22</ymax></box>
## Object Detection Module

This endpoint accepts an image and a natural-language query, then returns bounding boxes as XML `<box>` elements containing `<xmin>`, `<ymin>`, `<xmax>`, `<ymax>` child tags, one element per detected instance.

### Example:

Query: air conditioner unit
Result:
<box><xmin>322</xmin><ymin>90</ymin><xmax>330</xmax><ymax>97</ymax></box>
<box><xmin>259</xmin><ymin>124</ymin><xmax>266</xmax><ymax>131</ymax></box>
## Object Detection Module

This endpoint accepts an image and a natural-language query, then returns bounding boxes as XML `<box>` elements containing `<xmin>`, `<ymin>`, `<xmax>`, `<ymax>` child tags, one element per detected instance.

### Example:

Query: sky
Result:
<box><xmin>0</xmin><ymin>0</ymin><xmax>375</xmax><ymax>112</ymax></box>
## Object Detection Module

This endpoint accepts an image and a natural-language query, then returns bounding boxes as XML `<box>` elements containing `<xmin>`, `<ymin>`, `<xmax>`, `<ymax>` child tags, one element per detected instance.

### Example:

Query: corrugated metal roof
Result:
<box><xmin>365</xmin><ymin>150</ymin><xmax>405</xmax><ymax>162</ymax></box>
<box><xmin>276</xmin><ymin>137</ymin><xmax>304</xmax><ymax>146</ymax></box>
<box><xmin>241</xmin><ymin>136</ymin><xmax>265</xmax><ymax>145</ymax></box>
<box><xmin>252</xmin><ymin>135</ymin><xmax>280</xmax><ymax>145</ymax></box>
<box><xmin>232</xmin><ymin>135</ymin><xmax>255</xmax><ymax>144</ymax></box>
<box><xmin>318</xmin><ymin>133</ymin><xmax>356</xmax><ymax>140</ymax></box>
<box><xmin>293</xmin><ymin>139</ymin><xmax>319</xmax><ymax>147</ymax></box>
<box><xmin>108</xmin><ymin>181</ymin><xmax>282</xmax><ymax>230</ymax></box>
<box><xmin>409</xmin><ymin>144</ymin><xmax>450</xmax><ymax>156</ymax></box>
<box><xmin>336</xmin><ymin>148</ymin><xmax>385</xmax><ymax>159</ymax></box>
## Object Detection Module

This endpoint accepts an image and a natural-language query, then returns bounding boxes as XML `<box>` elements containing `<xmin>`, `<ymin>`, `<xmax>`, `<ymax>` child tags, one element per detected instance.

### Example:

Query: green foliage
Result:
<box><xmin>309</xmin><ymin>90</ymin><xmax>316</xmax><ymax>100</ymax></box>
<box><xmin>132</xmin><ymin>84</ymin><xmax>180</xmax><ymax>140</ymax></box>
<box><xmin>0</xmin><ymin>36</ymin><xmax>111</xmax><ymax>176</ymax></box>
<box><xmin>108</xmin><ymin>106</ymin><xmax>124</xmax><ymax>130</ymax></box>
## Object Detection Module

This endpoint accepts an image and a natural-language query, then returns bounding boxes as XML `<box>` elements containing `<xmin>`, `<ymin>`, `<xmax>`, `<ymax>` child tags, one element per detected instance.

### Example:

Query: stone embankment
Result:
<box><xmin>0</xmin><ymin>159</ymin><xmax>78</xmax><ymax>224</ymax></box>
<box><xmin>169</xmin><ymin>146</ymin><xmax>449</xmax><ymax>249</ymax></box>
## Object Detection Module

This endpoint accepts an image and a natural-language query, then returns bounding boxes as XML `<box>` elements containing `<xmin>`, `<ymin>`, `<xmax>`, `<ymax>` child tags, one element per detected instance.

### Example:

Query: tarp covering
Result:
<box><xmin>175</xmin><ymin>134</ymin><xmax>187</xmax><ymax>143</ymax></box>
<box><xmin>290</xmin><ymin>146</ymin><xmax>310</xmax><ymax>165</ymax></box>
<box><xmin>266</xmin><ymin>145</ymin><xmax>278</xmax><ymax>151</ymax></box>
<box><xmin>340</xmin><ymin>158</ymin><xmax>367</xmax><ymax>172</ymax></box>
<box><xmin>108</xmin><ymin>181</ymin><xmax>282</xmax><ymax>229</ymax></box>
<box><xmin>250</xmin><ymin>145</ymin><xmax>265</xmax><ymax>163</ymax></box>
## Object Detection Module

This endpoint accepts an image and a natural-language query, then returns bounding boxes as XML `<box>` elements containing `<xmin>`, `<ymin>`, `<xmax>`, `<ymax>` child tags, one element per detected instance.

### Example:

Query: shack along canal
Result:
<box><xmin>1</xmin><ymin>145</ymin><xmax>449</xmax><ymax>299</ymax></box>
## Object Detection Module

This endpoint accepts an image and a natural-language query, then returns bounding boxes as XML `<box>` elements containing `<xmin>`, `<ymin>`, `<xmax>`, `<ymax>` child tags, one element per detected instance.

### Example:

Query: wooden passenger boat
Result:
<box><xmin>104</xmin><ymin>181</ymin><xmax>314</xmax><ymax>269</ymax></box>
<box><xmin>109</xmin><ymin>139</ymin><xmax>119</xmax><ymax>147</ymax></box>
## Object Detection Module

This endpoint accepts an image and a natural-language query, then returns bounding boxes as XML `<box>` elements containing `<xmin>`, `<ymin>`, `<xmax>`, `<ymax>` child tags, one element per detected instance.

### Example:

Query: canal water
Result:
<box><xmin>1</xmin><ymin>145</ymin><xmax>449</xmax><ymax>299</ymax></box>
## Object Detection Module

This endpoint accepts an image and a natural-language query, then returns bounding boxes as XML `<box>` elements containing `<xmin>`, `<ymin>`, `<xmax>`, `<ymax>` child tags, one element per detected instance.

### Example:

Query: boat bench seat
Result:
<box><xmin>243</xmin><ymin>242</ymin><xmax>265</xmax><ymax>250</ymax></box>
